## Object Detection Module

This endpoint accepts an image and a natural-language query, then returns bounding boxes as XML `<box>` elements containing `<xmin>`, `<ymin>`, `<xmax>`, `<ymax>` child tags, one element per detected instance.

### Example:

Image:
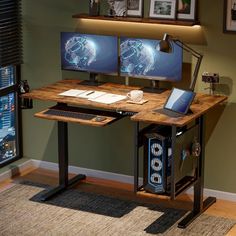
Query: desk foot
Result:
<box><xmin>68</xmin><ymin>174</ymin><xmax>86</xmax><ymax>187</ymax></box>
<box><xmin>178</xmin><ymin>196</ymin><xmax>216</xmax><ymax>228</ymax></box>
<box><xmin>40</xmin><ymin>174</ymin><xmax>86</xmax><ymax>201</ymax></box>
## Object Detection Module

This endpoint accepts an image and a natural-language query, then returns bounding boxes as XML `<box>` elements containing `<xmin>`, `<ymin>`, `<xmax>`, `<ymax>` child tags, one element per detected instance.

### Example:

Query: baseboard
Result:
<box><xmin>0</xmin><ymin>159</ymin><xmax>33</xmax><ymax>183</ymax></box>
<box><xmin>185</xmin><ymin>188</ymin><xmax>236</xmax><ymax>203</ymax></box>
<box><xmin>1</xmin><ymin>159</ymin><xmax>236</xmax><ymax>202</ymax></box>
<box><xmin>31</xmin><ymin>159</ymin><xmax>143</xmax><ymax>185</ymax></box>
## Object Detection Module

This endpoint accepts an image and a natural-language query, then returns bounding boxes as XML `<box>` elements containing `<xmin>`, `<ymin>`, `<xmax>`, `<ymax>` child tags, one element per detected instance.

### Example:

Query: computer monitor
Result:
<box><xmin>61</xmin><ymin>32</ymin><xmax>118</xmax><ymax>85</ymax></box>
<box><xmin>120</xmin><ymin>37</ymin><xmax>183</xmax><ymax>91</ymax></box>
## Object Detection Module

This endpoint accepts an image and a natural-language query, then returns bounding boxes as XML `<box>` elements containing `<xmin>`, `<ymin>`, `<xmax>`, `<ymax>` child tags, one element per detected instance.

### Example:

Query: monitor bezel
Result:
<box><xmin>60</xmin><ymin>32</ymin><xmax>119</xmax><ymax>76</ymax></box>
<box><xmin>119</xmin><ymin>36</ymin><xmax>183</xmax><ymax>82</ymax></box>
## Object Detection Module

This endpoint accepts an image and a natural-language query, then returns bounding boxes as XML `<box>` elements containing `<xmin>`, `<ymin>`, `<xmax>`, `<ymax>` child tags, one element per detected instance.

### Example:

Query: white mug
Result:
<box><xmin>127</xmin><ymin>90</ymin><xmax>143</xmax><ymax>102</ymax></box>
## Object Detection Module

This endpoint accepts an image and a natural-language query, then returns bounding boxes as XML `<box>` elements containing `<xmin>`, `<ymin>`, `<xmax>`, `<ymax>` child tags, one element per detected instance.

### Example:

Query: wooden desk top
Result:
<box><xmin>24</xmin><ymin>79</ymin><xmax>227</xmax><ymax>127</ymax></box>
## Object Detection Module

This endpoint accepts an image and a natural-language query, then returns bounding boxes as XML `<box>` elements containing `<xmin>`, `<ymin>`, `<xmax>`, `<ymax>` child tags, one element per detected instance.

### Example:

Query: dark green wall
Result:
<box><xmin>22</xmin><ymin>0</ymin><xmax>236</xmax><ymax>193</ymax></box>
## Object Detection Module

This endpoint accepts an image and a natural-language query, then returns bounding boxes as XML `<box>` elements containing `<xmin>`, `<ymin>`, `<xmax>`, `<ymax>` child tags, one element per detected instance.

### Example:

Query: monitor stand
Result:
<box><xmin>142</xmin><ymin>80</ymin><xmax>167</xmax><ymax>94</ymax></box>
<box><xmin>79</xmin><ymin>73</ymin><xmax>105</xmax><ymax>86</ymax></box>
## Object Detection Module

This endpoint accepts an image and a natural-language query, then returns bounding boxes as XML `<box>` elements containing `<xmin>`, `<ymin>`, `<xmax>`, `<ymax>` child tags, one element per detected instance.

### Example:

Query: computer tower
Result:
<box><xmin>143</xmin><ymin>125</ymin><xmax>199</xmax><ymax>194</ymax></box>
<box><xmin>143</xmin><ymin>132</ymin><xmax>169</xmax><ymax>193</ymax></box>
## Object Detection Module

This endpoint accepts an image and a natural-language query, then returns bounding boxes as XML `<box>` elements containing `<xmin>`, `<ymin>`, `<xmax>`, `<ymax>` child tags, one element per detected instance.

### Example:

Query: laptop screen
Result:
<box><xmin>164</xmin><ymin>88</ymin><xmax>195</xmax><ymax>114</ymax></box>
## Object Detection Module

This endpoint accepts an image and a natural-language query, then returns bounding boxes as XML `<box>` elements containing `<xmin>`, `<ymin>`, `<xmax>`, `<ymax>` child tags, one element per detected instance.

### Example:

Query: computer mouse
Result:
<box><xmin>95</xmin><ymin>116</ymin><xmax>107</xmax><ymax>122</ymax></box>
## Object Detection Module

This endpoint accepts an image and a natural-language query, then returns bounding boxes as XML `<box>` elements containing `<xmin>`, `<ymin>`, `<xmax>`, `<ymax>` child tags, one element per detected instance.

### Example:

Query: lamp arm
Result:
<box><xmin>173</xmin><ymin>39</ymin><xmax>202</xmax><ymax>58</ymax></box>
<box><xmin>173</xmin><ymin>39</ymin><xmax>203</xmax><ymax>91</ymax></box>
<box><xmin>190</xmin><ymin>54</ymin><xmax>203</xmax><ymax>91</ymax></box>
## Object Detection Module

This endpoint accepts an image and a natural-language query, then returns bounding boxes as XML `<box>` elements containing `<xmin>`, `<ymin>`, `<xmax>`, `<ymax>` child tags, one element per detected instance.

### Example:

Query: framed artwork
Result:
<box><xmin>107</xmin><ymin>0</ymin><xmax>127</xmax><ymax>16</ymax></box>
<box><xmin>224</xmin><ymin>0</ymin><xmax>236</xmax><ymax>33</ymax></box>
<box><xmin>89</xmin><ymin>0</ymin><xmax>100</xmax><ymax>16</ymax></box>
<box><xmin>127</xmin><ymin>0</ymin><xmax>143</xmax><ymax>17</ymax></box>
<box><xmin>177</xmin><ymin>0</ymin><xmax>197</xmax><ymax>20</ymax></box>
<box><xmin>149</xmin><ymin>0</ymin><xmax>177</xmax><ymax>19</ymax></box>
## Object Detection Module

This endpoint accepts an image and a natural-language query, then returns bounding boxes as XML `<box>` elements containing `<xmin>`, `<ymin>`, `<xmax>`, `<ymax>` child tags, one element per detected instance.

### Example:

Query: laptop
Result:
<box><xmin>154</xmin><ymin>88</ymin><xmax>196</xmax><ymax>118</ymax></box>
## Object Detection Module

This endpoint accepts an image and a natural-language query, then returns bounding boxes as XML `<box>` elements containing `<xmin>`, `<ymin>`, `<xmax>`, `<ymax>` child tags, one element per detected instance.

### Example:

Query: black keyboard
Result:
<box><xmin>44</xmin><ymin>109</ymin><xmax>97</xmax><ymax>120</ymax></box>
<box><xmin>154</xmin><ymin>108</ymin><xmax>184</xmax><ymax>118</ymax></box>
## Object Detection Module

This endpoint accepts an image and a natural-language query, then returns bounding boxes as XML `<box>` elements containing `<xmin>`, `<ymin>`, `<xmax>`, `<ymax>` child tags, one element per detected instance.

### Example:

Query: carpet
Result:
<box><xmin>0</xmin><ymin>182</ymin><xmax>235</xmax><ymax>236</ymax></box>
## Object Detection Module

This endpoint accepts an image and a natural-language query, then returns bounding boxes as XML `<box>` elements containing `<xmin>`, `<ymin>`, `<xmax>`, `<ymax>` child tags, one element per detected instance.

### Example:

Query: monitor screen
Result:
<box><xmin>120</xmin><ymin>37</ymin><xmax>183</xmax><ymax>81</ymax></box>
<box><xmin>61</xmin><ymin>32</ymin><xmax>118</xmax><ymax>75</ymax></box>
<box><xmin>164</xmin><ymin>88</ymin><xmax>195</xmax><ymax>114</ymax></box>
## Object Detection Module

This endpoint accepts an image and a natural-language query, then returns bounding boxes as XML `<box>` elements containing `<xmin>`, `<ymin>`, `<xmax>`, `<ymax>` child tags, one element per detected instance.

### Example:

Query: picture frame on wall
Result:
<box><xmin>149</xmin><ymin>0</ymin><xmax>177</xmax><ymax>20</ymax></box>
<box><xmin>89</xmin><ymin>0</ymin><xmax>100</xmax><ymax>16</ymax></box>
<box><xmin>177</xmin><ymin>0</ymin><xmax>197</xmax><ymax>20</ymax></box>
<box><xmin>127</xmin><ymin>0</ymin><xmax>143</xmax><ymax>17</ymax></box>
<box><xmin>224</xmin><ymin>0</ymin><xmax>236</xmax><ymax>33</ymax></box>
<box><xmin>107</xmin><ymin>0</ymin><xmax>127</xmax><ymax>17</ymax></box>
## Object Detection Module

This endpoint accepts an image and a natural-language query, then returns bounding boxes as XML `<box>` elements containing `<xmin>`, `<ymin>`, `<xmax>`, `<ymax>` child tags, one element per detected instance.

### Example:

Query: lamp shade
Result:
<box><xmin>157</xmin><ymin>33</ymin><xmax>173</xmax><ymax>53</ymax></box>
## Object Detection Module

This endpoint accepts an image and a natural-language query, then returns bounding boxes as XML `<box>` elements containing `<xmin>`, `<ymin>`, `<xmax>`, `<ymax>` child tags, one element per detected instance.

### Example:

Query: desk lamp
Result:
<box><xmin>157</xmin><ymin>34</ymin><xmax>203</xmax><ymax>91</ymax></box>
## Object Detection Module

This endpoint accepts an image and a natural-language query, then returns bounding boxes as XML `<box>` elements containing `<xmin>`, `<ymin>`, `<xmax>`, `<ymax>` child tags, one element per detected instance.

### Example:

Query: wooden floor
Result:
<box><xmin>1</xmin><ymin>167</ymin><xmax>236</xmax><ymax>235</ymax></box>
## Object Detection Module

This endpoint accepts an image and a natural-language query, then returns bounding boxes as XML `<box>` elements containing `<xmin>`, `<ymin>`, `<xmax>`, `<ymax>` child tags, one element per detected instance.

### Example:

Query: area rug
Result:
<box><xmin>0</xmin><ymin>182</ymin><xmax>235</xmax><ymax>236</ymax></box>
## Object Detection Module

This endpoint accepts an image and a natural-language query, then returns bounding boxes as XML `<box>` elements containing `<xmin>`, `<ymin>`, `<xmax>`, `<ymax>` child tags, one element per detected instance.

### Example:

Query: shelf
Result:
<box><xmin>73</xmin><ymin>13</ymin><xmax>200</xmax><ymax>27</ymax></box>
<box><xmin>137</xmin><ymin>176</ymin><xmax>197</xmax><ymax>199</ymax></box>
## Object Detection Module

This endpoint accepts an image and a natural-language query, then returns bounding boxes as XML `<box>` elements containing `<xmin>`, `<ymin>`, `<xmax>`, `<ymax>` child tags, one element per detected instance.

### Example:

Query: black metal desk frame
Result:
<box><xmin>133</xmin><ymin>115</ymin><xmax>216</xmax><ymax>228</ymax></box>
<box><xmin>39</xmin><ymin>103</ymin><xmax>86</xmax><ymax>201</ymax></box>
<box><xmin>40</xmin><ymin>119</ymin><xmax>86</xmax><ymax>201</ymax></box>
<box><xmin>39</xmin><ymin>103</ymin><xmax>216</xmax><ymax>229</ymax></box>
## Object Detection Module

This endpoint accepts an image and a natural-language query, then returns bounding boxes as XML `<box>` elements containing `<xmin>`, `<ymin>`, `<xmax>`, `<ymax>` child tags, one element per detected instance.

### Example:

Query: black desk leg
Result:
<box><xmin>178</xmin><ymin>115</ymin><xmax>216</xmax><ymax>228</ymax></box>
<box><xmin>170</xmin><ymin>125</ymin><xmax>177</xmax><ymax>200</ymax></box>
<box><xmin>58</xmin><ymin>121</ymin><xmax>69</xmax><ymax>187</ymax></box>
<box><xmin>40</xmin><ymin>121</ymin><xmax>86</xmax><ymax>201</ymax></box>
<box><xmin>134</xmin><ymin>122</ymin><xmax>139</xmax><ymax>193</ymax></box>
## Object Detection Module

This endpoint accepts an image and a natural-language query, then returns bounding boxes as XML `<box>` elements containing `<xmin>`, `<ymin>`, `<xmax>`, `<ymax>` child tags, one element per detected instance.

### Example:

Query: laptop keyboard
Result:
<box><xmin>153</xmin><ymin>108</ymin><xmax>184</xmax><ymax>118</ymax></box>
<box><xmin>44</xmin><ymin>109</ymin><xmax>97</xmax><ymax>120</ymax></box>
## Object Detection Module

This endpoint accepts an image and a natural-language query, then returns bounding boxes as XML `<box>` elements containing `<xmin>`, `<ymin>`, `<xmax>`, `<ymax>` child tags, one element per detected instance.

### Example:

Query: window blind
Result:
<box><xmin>0</xmin><ymin>0</ymin><xmax>22</xmax><ymax>66</ymax></box>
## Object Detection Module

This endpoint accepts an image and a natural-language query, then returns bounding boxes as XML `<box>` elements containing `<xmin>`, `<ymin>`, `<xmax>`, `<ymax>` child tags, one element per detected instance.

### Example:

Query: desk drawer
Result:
<box><xmin>34</xmin><ymin>105</ymin><xmax>122</xmax><ymax>127</ymax></box>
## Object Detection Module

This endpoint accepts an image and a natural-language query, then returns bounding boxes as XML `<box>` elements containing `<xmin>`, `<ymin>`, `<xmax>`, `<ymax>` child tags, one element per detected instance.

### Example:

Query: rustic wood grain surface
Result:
<box><xmin>23</xmin><ymin>79</ymin><xmax>227</xmax><ymax>127</ymax></box>
<box><xmin>34</xmin><ymin>109</ymin><xmax>117</xmax><ymax>127</ymax></box>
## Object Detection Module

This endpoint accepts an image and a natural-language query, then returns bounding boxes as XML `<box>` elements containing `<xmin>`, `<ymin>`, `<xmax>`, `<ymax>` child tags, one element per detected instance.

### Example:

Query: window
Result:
<box><xmin>0</xmin><ymin>0</ymin><xmax>22</xmax><ymax>167</ymax></box>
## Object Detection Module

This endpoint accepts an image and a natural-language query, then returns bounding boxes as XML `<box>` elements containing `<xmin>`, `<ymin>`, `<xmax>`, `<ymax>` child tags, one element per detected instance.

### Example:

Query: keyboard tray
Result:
<box><xmin>34</xmin><ymin>105</ymin><xmax>122</xmax><ymax>127</ymax></box>
<box><xmin>43</xmin><ymin>109</ymin><xmax>97</xmax><ymax>120</ymax></box>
